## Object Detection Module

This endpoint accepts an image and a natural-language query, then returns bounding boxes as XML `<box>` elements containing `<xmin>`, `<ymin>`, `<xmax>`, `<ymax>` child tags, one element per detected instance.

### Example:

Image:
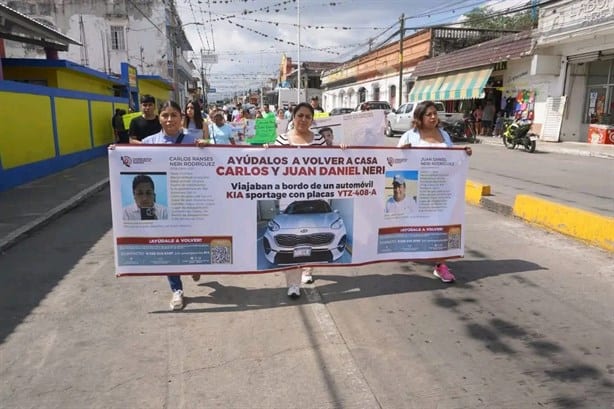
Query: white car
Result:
<box><xmin>385</xmin><ymin>101</ymin><xmax>450</xmax><ymax>137</ymax></box>
<box><xmin>263</xmin><ymin>200</ymin><xmax>347</xmax><ymax>265</ymax></box>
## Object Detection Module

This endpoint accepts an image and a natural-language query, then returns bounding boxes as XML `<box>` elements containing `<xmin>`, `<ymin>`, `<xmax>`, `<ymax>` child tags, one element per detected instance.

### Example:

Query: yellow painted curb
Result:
<box><xmin>513</xmin><ymin>194</ymin><xmax>614</xmax><ymax>252</ymax></box>
<box><xmin>465</xmin><ymin>180</ymin><xmax>491</xmax><ymax>205</ymax></box>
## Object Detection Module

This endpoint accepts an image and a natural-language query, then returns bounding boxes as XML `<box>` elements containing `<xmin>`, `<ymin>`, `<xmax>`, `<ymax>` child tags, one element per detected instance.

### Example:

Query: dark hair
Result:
<box><xmin>158</xmin><ymin>100</ymin><xmax>182</xmax><ymax>115</ymax></box>
<box><xmin>412</xmin><ymin>100</ymin><xmax>439</xmax><ymax>130</ymax></box>
<box><xmin>140</xmin><ymin>94</ymin><xmax>155</xmax><ymax>104</ymax></box>
<box><xmin>183</xmin><ymin>99</ymin><xmax>204</xmax><ymax>129</ymax></box>
<box><xmin>318</xmin><ymin>127</ymin><xmax>333</xmax><ymax>135</ymax></box>
<box><xmin>311</xmin><ymin>96</ymin><xmax>319</xmax><ymax>101</ymax></box>
<box><xmin>132</xmin><ymin>174</ymin><xmax>154</xmax><ymax>191</ymax></box>
<box><xmin>292</xmin><ymin>102</ymin><xmax>314</xmax><ymax>119</ymax></box>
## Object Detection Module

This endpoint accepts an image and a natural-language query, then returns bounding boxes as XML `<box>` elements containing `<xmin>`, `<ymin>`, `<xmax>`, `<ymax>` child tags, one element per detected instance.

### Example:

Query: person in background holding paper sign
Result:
<box><xmin>397</xmin><ymin>100</ymin><xmax>472</xmax><ymax>283</ymax></box>
<box><xmin>310</xmin><ymin>96</ymin><xmax>324</xmax><ymax>113</ymax></box>
<box><xmin>273</xmin><ymin>102</ymin><xmax>339</xmax><ymax>299</ymax></box>
<box><xmin>208</xmin><ymin>110</ymin><xmax>236</xmax><ymax>145</ymax></box>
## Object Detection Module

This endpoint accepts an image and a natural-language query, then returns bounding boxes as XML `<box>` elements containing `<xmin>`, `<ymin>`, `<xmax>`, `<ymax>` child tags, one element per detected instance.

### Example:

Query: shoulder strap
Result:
<box><xmin>209</xmin><ymin>124</ymin><xmax>217</xmax><ymax>144</ymax></box>
<box><xmin>175</xmin><ymin>132</ymin><xmax>185</xmax><ymax>144</ymax></box>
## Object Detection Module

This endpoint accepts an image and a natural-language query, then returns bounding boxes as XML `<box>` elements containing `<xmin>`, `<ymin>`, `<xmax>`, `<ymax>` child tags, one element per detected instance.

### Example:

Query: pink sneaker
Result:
<box><xmin>433</xmin><ymin>263</ymin><xmax>455</xmax><ymax>283</ymax></box>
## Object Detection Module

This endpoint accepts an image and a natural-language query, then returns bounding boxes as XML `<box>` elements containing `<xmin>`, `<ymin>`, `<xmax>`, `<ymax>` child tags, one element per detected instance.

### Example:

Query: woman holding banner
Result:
<box><xmin>397</xmin><ymin>100</ymin><xmax>472</xmax><ymax>283</ymax></box>
<box><xmin>111</xmin><ymin>100</ymin><xmax>208</xmax><ymax>310</ymax></box>
<box><xmin>273</xmin><ymin>102</ymin><xmax>329</xmax><ymax>298</ymax></box>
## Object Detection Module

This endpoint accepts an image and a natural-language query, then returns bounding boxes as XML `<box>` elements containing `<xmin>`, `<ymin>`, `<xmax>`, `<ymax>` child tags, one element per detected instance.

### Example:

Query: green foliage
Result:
<box><xmin>462</xmin><ymin>6</ymin><xmax>535</xmax><ymax>31</ymax></box>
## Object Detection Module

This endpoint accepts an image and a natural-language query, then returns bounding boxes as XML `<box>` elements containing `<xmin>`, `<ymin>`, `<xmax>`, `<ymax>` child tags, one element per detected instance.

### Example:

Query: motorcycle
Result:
<box><xmin>501</xmin><ymin>118</ymin><xmax>537</xmax><ymax>153</ymax></box>
<box><xmin>441</xmin><ymin>115</ymin><xmax>476</xmax><ymax>143</ymax></box>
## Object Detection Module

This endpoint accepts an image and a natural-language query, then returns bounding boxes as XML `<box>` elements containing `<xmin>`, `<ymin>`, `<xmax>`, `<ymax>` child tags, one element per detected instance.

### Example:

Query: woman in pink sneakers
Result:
<box><xmin>397</xmin><ymin>100</ymin><xmax>472</xmax><ymax>283</ymax></box>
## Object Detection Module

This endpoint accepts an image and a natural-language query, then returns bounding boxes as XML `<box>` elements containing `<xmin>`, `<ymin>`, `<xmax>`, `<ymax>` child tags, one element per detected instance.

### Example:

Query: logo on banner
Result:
<box><xmin>120</xmin><ymin>156</ymin><xmax>132</xmax><ymax>167</ymax></box>
<box><xmin>120</xmin><ymin>156</ymin><xmax>152</xmax><ymax>167</ymax></box>
<box><xmin>386</xmin><ymin>157</ymin><xmax>408</xmax><ymax>167</ymax></box>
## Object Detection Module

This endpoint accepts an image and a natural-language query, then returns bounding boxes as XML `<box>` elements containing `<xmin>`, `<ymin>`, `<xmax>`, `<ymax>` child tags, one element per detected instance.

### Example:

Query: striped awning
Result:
<box><xmin>409</xmin><ymin>67</ymin><xmax>493</xmax><ymax>101</ymax></box>
<box><xmin>408</xmin><ymin>76</ymin><xmax>445</xmax><ymax>101</ymax></box>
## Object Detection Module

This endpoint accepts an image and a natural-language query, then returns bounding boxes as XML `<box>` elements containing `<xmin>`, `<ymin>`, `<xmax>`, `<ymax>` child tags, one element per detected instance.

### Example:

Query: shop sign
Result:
<box><xmin>493</xmin><ymin>61</ymin><xmax>507</xmax><ymax>71</ymax></box>
<box><xmin>540</xmin><ymin>0</ymin><xmax>614</xmax><ymax>36</ymax></box>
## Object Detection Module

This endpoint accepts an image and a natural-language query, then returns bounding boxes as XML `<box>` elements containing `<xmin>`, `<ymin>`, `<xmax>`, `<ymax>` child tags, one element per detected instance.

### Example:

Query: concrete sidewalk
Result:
<box><xmin>0</xmin><ymin>141</ymin><xmax>612</xmax><ymax>253</ymax></box>
<box><xmin>0</xmin><ymin>156</ymin><xmax>109</xmax><ymax>252</ymax></box>
<box><xmin>477</xmin><ymin>135</ymin><xmax>614</xmax><ymax>159</ymax></box>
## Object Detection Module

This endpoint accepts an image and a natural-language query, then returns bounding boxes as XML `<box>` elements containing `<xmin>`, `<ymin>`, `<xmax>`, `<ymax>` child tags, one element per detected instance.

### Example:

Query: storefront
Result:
<box><xmin>536</xmin><ymin>0</ymin><xmax>614</xmax><ymax>143</ymax></box>
<box><xmin>408</xmin><ymin>31</ymin><xmax>535</xmax><ymax>123</ymax></box>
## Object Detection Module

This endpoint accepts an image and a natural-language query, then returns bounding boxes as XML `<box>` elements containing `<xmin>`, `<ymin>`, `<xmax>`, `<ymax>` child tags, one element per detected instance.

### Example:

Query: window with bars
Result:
<box><xmin>110</xmin><ymin>26</ymin><xmax>125</xmax><ymax>50</ymax></box>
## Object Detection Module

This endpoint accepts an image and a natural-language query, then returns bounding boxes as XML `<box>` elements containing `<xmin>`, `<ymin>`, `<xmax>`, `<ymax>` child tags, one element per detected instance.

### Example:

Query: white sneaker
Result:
<box><xmin>287</xmin><ymin>284</ymin><xmax>301</xmax><ymax>299</ymax></box>
<box><xmin>301</xmin><ymin>269</ymin><xmax>313</xmax><ymax>284</ymax></box>
<box><xmin>170</xmin><ymin>290</ymin><xmax>184</xmax><ymax>310</ymax></box>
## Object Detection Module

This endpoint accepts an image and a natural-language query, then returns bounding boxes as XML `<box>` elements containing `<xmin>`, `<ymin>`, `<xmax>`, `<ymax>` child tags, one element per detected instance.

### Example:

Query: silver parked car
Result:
<box><xmin>263</xmin><ymin>200</ymin><xmax>347</xmax><ymax>265</ymax></box>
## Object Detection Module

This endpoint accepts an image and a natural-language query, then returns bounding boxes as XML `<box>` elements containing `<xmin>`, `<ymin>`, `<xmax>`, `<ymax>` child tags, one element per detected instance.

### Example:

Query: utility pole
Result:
<box><xmin>398</xmin><ymin>13</ymin><xmax>404</xmax><ymax>108</ymax></box>
<box><xmin>200</xmin><ymin>49</ymin><xmax>206</xmax><ymax>106</ymax></box>
<box><xmin>172</xmin><ymin>27</ymin><xmax>179</xmax><ymax>102</ymax></box>
<box><xmin>297</xmin><ymin>0</ymin><xmax>301</xmax><ymax>103</ymax></box>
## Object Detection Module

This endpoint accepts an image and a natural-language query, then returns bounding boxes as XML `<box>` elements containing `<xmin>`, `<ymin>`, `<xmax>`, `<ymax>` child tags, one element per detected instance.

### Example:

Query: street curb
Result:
<box><xmin>513</xmin><ymin>194</ymin><xmax>614</xmax><ymax>252</ymax></box>
<box><xmin>465</xmin><ymin>182</ymin><xmax>613</xmax><ymax>253</ymax></box>
<box><xmin>0</xmin><ymin>178</ymin><xmax>109</xmax><ymax>253</ymax></box>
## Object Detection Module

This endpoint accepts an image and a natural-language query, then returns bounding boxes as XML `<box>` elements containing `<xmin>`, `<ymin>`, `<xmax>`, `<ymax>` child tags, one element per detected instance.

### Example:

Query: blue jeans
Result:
<box><xmin>168</xmin><ymin>275</ymin><xmax>183</xmax><ymax>292</ymax></box>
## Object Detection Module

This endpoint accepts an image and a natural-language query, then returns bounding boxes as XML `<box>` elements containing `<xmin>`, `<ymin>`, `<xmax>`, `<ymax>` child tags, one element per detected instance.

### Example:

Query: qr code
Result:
<box><xmin>447</xmin><ymin>230</ymin><xmax>461</xmax><ymax>249</ymax></box>
<box><xmin>210</xmin><ymin>240</ymin><xmax>232</xmax><ymax>264</ymax></box>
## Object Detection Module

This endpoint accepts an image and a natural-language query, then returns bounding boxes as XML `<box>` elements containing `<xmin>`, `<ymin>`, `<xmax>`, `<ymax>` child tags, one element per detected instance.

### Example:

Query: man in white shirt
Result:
<box><xmin>385</xmin><ymin>174</ymin><xmax>418</xmax><ymax>214</ymax></box>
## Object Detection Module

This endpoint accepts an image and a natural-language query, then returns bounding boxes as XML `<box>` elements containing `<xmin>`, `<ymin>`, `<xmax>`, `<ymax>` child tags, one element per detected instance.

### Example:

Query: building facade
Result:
<box><xmin>3</xmin><ymin>0</ymin><xmax>197</xmax><ymax>104</ymax></box>
<box><xmin>320</xmin><ymin>28</ymin><xmax>514</xmax><ymax>112</ymax></box>
<box><xmin>272</xmin><ymin>54</ymin><xmax>341</xmax><ymax>107</ymax></box>
<box><xmin>535</xmin><ymin>0</ymin><xmax>614</xmax><ymax>142</ymax></box>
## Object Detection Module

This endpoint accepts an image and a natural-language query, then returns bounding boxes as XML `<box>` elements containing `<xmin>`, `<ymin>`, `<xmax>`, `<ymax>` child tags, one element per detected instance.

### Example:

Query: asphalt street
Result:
<box><xmin>382</xmin><ymin>136</ymin><xmax>614</xmax><ymax>217</ymax></box>
<box><xmin>1</xmin><ymin>187</ymin><xmax>612</xmax><ymax>409</ymax></box>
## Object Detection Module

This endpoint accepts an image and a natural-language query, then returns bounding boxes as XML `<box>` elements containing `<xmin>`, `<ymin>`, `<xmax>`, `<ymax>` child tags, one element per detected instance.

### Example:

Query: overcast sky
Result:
<box><xmin>176</xmin><ymin>0</ymin><xmax>528</xmax><ymax>99</ymax></box>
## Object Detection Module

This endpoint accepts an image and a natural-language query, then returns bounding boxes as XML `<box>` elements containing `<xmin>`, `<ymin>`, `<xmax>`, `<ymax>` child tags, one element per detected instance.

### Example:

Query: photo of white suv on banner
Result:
<box><xmin>262</xmin><ymin>199</ymin><xmax>348</xmax><ymax>265</ymax></box>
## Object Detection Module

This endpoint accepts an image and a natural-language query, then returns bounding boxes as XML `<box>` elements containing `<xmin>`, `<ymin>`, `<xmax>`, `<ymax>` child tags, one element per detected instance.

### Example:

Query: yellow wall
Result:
<box><xmin>138</xmin><ymin>81</ymin><xmax>172</xmax><ymax>106</ymax></box>
<box><xmin>5</xmin><ymin>67</ymin><xmax>116</xmax><ymax>95</ymax></box>
<box><xmin>54</xmin><ymin>98</ymin><xmax>92</xmax><ymax>155</ymax></box>
<box><xmin>3</xmin><ymin>67</ymin><xmax>59</xmax><ymax>87</ymax></box>
<box><xmin>92</xmin><ymin>101</ymin><xmax>116</xmax><ymax>146</ymax></box>
<box><xmin>57</xmin><ymin>70</ymin><xmax>113</xmax><ymax>94</ymax></box>
<box><xmin>0</xmin><ymin>92</ymin><xmax>56</xmax><ymax>168</ymax></box>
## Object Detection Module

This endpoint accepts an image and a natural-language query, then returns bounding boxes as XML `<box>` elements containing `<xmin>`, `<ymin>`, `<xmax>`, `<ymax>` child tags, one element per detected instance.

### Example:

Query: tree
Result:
<box><xmin>462</xmin><ymin>6</ymin><xmax>535</xmax><ymax>31</ymax></box>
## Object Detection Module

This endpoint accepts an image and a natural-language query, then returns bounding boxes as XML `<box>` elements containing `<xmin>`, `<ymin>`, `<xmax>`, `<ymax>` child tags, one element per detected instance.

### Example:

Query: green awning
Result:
<box><xmin>437</xmin><ymin>67</ymin><xmax>493</xmax><ymax>100</ymax></box>
<box><xmin>409</xmin><ymin>67</ymin><xmax>493</xmax><ymax>101</ymax></box>
<box><xmin>407</xmin><ymin>76</ymin><xmax>444</xmax><ymax>101</ymax></box>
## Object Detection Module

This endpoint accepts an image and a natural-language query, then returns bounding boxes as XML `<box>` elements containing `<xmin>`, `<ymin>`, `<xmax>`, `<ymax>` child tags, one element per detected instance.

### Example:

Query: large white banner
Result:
<box><xmin>109</xmin><ymin>145</ymin><xmax>469</xmax><ymax>276</ymax></box>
